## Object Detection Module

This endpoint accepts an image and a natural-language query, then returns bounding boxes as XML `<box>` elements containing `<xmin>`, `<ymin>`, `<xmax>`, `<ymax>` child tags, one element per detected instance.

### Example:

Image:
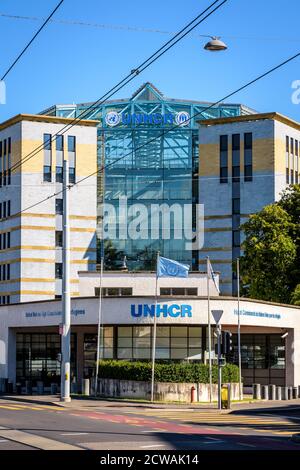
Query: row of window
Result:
<box><xmin>0</xmin><ymin>232</ymin><xmax>11</xmax><ymax>250</ymax></box>
<box><xmin>0</xmin><ymin>200</ymin><xmax>11</xmax><ymax>219</ymax></box>
<box><xmin>93</xmin><ymin>287</ymin><xmax>199</xmax><ymax>297</ymax></box>
<box><xmin>286</xmin><ymin>136</ymin><xmax>299</xmax><ymax>184</ymax></box>
<box><xmin>0</xmin><ymin>296</ymin><xmax>10</xmax><ymax>305</ymax></box>
<box><xmin>220</xmin><ymin>132</ymin><xmax>253</xmax><ymax>184</ymax></box>
<box><xmin>0</xmin><ymin>138</ymin><xmax>12</xmax><ymax>187</ymax></box>
<box><xmin>43</xmin><ymin>134</ymin><xmax>76</xmax><ymax>184</ymax></box>
<box><xmin>0</xmin><ymin>264</ymin><xmax>10</xmax><ymax>281</ymax></box>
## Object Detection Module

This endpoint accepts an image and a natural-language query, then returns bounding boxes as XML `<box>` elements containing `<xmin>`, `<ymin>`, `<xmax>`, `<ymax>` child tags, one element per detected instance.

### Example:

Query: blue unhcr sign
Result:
<box><xmin>131</xmin><ymin>303</ymin><xmax>192</xmax><ymax>318</ymax></box>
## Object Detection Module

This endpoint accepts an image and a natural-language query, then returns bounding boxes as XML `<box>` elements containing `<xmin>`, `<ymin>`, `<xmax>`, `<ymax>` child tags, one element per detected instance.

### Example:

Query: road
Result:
<box><xmin>0</xmin><ymin>399</ymin><xmax>300</xmax><ymax>450</ymax></box>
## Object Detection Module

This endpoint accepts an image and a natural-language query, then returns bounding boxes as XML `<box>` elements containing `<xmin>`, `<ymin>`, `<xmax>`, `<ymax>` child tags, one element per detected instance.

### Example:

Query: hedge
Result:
<box><xmin>98</xmin><ymin>360</ymin><xmax>240</xmax><ymax>384</ymax></box>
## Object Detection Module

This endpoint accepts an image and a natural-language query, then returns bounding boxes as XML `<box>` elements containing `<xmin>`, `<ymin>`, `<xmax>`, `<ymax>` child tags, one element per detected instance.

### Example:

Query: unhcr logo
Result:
<box><xmin>131</xmin><ymin>304</ymin><xmax>192</xmax><ymax>318</ymax></box>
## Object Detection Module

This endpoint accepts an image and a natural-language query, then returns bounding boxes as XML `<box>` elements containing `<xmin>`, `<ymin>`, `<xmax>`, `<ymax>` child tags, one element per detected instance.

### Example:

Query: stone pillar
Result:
<box><xmin>285</xmin><ymin>328</ymin><xmax>300</xmax><ymax>387</ymax></box>
<box><xmin>76</xmin><ymin>331</ymin><xmax>85</xmax><ymax>387</ymax></box>
<box><xmin>7</xmin><ymin>329</ymin><xmax>16</xmax><ymax>387</ymax></box>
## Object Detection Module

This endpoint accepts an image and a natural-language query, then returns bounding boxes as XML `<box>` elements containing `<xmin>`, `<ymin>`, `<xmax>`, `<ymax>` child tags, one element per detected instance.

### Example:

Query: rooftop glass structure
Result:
<box><xmin>41</xmin><ymin>83</ymin><xmax>255</xmax><ymax>271</ymax></box>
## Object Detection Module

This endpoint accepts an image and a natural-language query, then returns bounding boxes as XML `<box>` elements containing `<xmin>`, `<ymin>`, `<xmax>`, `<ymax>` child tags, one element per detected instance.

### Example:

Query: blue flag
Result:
<box><xmin>157</xmin><ymin>256</ymin><xmax>190</xmax><ymax>278</ymax></box>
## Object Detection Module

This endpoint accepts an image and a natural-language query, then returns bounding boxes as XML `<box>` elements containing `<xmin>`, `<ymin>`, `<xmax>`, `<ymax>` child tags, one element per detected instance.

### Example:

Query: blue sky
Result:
<box><xmin>0</xmin><ymin>0</ymin><xmax>300</xmax><ymax>121</ymax></box>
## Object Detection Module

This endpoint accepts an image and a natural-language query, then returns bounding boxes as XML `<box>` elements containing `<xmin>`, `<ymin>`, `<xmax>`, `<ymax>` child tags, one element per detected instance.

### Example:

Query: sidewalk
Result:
<box><xmin>1</xmin><ymin>393</ymin><xmax>300</xmax><ymax>412</ymax></box>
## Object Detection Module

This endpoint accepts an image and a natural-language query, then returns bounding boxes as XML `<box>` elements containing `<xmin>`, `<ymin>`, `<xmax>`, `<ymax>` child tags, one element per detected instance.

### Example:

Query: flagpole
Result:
<box><xmin>151</xmin><ymin>251</ymin><xmax>159</xmax><ymax>402</ymax></box>
<box><xmin>95</xmin><ymin>255</ymin><xmax>104</xmax><ymax>396</ymax></box>
<box><xmin>206</xmin><ymin>257</ymin><xmax>212</xmax><ymax>403</ymax></box>
<box><xmin>237</xmin><ymin>258</ymin><xmax>242</xmax><ymax>401</ymax></box>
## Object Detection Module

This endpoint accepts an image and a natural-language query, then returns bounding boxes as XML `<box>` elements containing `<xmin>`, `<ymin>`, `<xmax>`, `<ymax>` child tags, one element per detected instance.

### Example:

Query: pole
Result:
<box><xmin>151</xmin><ymin>252</ymin><xmax>159</xmax><ymax>402</ymax></box>
<box><xmin>217</xmin><ymin>324</ymin><xmax>222</xmax><ymax>410</ymax></box>
<box><xmin>61</xmin><ymin>160</ymin><xmax>71</xmax><ymax>402</ymax></box>
<box><xmin>207</xmin><ymin>257</ymin><xmax>212</xmax><ymax>403</ymax></box>
<box><xmin>95</xmin><ymin>255</ymin><xmax>104</xmax><ymax>396</ymax></box>
<box><xmin>237</xmin><ymin>258</ymin><xmax>242</xmax><ymax>401</ymax></box>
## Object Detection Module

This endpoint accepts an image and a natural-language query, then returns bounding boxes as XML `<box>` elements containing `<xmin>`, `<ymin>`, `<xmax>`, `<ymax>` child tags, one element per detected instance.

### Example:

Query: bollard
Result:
<box><xmin>190</xmin><ymin>386</ymin><xmax>196</xmax><ymax>403</ymax></box>
<box><xmin>262</xmin><ymin>385</ymin><xmax>269</xmax><ymax>400</ymax></box>
<box><xmin>288</xmin><ymin>386</ymin><xmax>293</xmax><ymax>400</ymax></box>
<box><xmin>16</xmin><ymin>383</ymin><xmax>22</xmax><ymax>395</ymax></box>
<box><xmin>292</xmin><ymin>387</ymin><xmax>298</xmax><ymax>399</ymax></box>
<box><xmin>269</xmin><ymin>384</ymin><xmax>276</xmax><ymax>401</ymax></box>
<box><xmin>37</xmin><ymin>381</ymin><xmax>44</xmax><ymax>395</ymax></box>
<box><xmin>253</xmin><ymin>383</ymin><xmax>261</xmax><ymax>400</ymax></box>
<box><xmin>298</xmin><ymin>385</ymin><xmax>300</xmax><ymax>399</ymax></box>
<box><xmin>282</xmin><ymin>386</ymin><xmax>289</xmax><ymax>400</ymax></box>
<box><xmin>25</xmin><ymin>380</ymin><xmax>32</xmax><ymax>395</ymax></box>
<box><xmin>50</xmin><ymin>383</ymin><xmax>58</xmax><ymax>395</ymax></box>
<box><xmin>276</xmin><ymin>386</ymin><xmax>282</xmax><ymax>400</ymax></box>
<box><xmin>82</xmin><ymin>378</ymin><xmax>90</xmax><ymax>396</ymax></box>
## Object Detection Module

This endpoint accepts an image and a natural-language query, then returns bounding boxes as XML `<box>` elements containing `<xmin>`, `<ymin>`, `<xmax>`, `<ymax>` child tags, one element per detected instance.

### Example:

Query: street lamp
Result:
<box><xmin>204</xmin><ymin>36</ymin><xmax>228</xmax><ymax>51</ymax></box>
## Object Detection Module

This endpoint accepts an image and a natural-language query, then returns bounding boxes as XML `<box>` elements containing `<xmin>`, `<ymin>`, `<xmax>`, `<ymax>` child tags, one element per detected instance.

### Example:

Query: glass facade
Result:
<box><xmin>229</xmin><ymin>334</ymin><xmax>285</xmax><ymax>386</ymax></box>
<box><xmin>16</xmin><ymin>333</ymin><xmax>76</xmax><ymax>385</ymax></box>
<box><xmin>46</xmin><ymin>83</ymin><xmax>251</xmax><ymax>271</ymax></box>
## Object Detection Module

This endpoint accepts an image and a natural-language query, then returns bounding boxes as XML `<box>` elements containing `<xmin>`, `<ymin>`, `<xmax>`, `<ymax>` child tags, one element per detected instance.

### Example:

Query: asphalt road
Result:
<box><xmin>0</xmin><ymin>399</ymin><xmax>300</xmax><ymax>451</ymax></box>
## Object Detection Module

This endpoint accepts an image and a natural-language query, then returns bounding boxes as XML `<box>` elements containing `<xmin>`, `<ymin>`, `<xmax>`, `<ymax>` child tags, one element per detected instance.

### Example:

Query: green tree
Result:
<box><xmin>291</xmin><ymin>284</ymin><xmax>300</xmax><ymax>306</ymax></box>
<box><xmin>240</xmin><ymin>204</ymin><xmax>296</xmax><ymax>303</ymax></box>
<box><xmin>278</xmin><ymin>184</ymin><xmax>300</xmax><ymax>288</ymax></box>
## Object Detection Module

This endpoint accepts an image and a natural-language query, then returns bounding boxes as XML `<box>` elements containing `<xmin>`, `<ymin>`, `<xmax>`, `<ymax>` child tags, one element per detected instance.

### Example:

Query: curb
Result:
<box><xmin>0</xmin><ymin>395</ymin><xmax>64</xmax><ymax>407</ymax></box>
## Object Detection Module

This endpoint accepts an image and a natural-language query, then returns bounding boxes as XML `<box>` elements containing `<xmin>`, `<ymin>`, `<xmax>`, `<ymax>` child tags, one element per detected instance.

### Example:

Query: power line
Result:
<box><xmin>5</xmin><ymin>49</ymin><xmax>300</xmax><ymax>223</ymax></box>
<box><xmin>2</xmin><ymin>12</ymin><xmax>300</xmax><ymax>44</ymax></box>
<box><xmin>1</xmin><ymin>1</ymin><xmax>65</xmax><ymax>81</ymax></box>
<box><xmin>8</xmin><ymin>0</ymin><xmax>227</xmax><ymax>174</ymax></box>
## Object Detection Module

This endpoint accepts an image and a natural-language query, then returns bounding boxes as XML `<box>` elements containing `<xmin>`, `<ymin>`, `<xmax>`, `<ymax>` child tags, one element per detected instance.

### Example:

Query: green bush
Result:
<box><xmin>98</xmin><ymin>360</ymin><xmax>240</xmax><ymax>384</ymax></box>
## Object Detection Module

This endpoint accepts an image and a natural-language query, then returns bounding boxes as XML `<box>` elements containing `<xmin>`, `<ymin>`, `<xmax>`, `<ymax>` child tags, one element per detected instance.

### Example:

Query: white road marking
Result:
<box><xmin>237</xmin><ymin>442</ymin><xmax>256</xmax><ymax>448</ymax></box>
<box><xmin>0</xmin><ymin>439</ymin><xmax>8</xmax><ymax>443</ymax></box>
<box><xmin>140</xmin><ymin>444</ymin><xmax>166</xmax><ymax>448</ymax></box>
<box><xmin>61</xmin><ymin>432</ymin><xmax>89</xmax><ymax>436</ymax></box>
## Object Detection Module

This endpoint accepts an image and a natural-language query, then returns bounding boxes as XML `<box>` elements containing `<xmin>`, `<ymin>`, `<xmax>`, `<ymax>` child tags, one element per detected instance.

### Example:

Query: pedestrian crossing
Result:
<box><xmin>0</xmin><ymin>403</ymin><xmax>64</xmax><ymax>412</ymax></box>
<box><xmin>124</xmin><ymin>409</ymin><xmax>300</xmax><ymax>436</ymax></box>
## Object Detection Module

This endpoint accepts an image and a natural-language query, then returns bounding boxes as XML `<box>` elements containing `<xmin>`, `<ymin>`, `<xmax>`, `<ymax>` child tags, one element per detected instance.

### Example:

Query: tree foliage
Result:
<box><xmin>240</xmin><ymin>199</ymin><xmax>297</xmax><ymax>303</ymax></box>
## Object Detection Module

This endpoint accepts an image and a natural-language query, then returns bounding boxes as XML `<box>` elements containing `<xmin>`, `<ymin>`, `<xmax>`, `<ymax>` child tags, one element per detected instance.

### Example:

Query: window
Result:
<box><xmin>160</xmin><ymin>287</ymin><xmax>197</xmax><ymax>296</ymax></box>
<box><xmin>3</xmin><ymin>201</ymin><xmax>6</xmax><ymax>218</ymax></box>
<box><xmin>7</xmin><ymin>200</ymin><xmax>11</xmax><ymax>217</ymax></box>
<box><xmin>43</xmin><ymin>134</ymin><xmax>52</xmax><ymax>182</ymax></box>
<box><xmin>55</xmin><ymin>263</ymin><xmax>63</xmax><ymax>279</ymax></box>
<box><xmin>244</xmin><ymin>132</ymin><xmax>253</xmax><ymax>182</ymax></box>
<box><xmin>56</xmin><ymin>135</ymin><xmax>64</xmax><ymax>151</ymax></box>
<box><xmin>95</xmin><ymin>287</ymin><xmax>133</xmax><ymax>297</ymax></box>
<box><xmin>232</xmin><ymin>134</ymin><xmax>240</xmax><ymax>183</ymax></box>
<box><xmin>43</xmin><ymin>165</ymin><xmax>51</xmax><ymax>182</ymax></box>
<box><xmin>68</xmin><ymin>136</ymin><xmax>76</xmax><ymax>184</ymax></box>
<box><xmin>7</xmin><ymin>264</ymin><xmax>10</xmax><ymax>280</ymax></box>
<box><xmin>220</xmin><ymin>135</ymin><xmax>228</xmax><ymax>183</ymax></box>
<box><xmin>69</xmin><ymin>167</ymin><xmax>75</xmax><ymax>184</ymax></box>
<box><xmin>7</xmin><ymin>137</ymin><xmax>11</xmax><ymax>185</ymax></box>
<box><xmin>7</xmin><ymin>232</ymin><xmax>10</xmax><ymax>249</ymax></box>
<box><xmin>44</xmin><ymin>134</ymin><xmax>52</xmax><ymax>150</ymax></box>
<box><xmin>55</xmin><ymin>231</ymin><xmax>63</xmax><ymax>247</ymax></box>
<box><xmin>55</xmin><ymin>198</ymin><xmax>63</xmax><ymax>215</ymax></box>
<box><xmin>56</xmin><ymin>166</ymin><xmax>63</xmax><ymax>183</ymax></box>
<box><xmin>286</xmin><ymin>136</ymin><xmax>289</xmax><ymax>153</ymax></box>
<box><xmin>68</xmin><ymin>136</ymin><xmax>76</xmax><ymax>152</ymax></box>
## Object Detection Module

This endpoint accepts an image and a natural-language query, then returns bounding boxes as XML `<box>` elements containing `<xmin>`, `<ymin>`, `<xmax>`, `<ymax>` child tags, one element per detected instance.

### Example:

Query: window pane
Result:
<box><xmin>118</xmin><ymin>327</ymin><xmax>132</xmax><ymax>337</ymax></box>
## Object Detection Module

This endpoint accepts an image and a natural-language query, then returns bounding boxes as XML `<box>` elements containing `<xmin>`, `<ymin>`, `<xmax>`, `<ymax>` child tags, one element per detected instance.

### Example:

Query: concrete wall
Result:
<box><xmin>99</xmin><ymin>378</ymin><xmax>241</xmax><ymax>403</ymax></box>
<box><xmin>78</xmin><ymin>271</ymin><xmax>220</xmax><ymax>297</ymax></box>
